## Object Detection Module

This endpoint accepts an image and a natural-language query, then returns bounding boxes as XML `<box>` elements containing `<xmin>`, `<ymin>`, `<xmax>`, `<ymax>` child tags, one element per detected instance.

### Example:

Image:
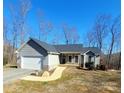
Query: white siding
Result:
<box><xmin>83</xmin><ymin>54</ymin><xmax>88</xmax><ymax>68</ymax></box>
<box><xmin>48</xmin><ymin>54</ymin><xmax>59</xmax><ymax>70</ymax></box>
<box><xmin>43</xmin><ymin>56</ymin><xmax>48</xmax><ymax>66</ymax></box>
<box><xmin>19</xmin><ymin>43</ymin><xmax>42</xmax><ymax>56</ymax></box>
<box><xmin>18</xmin><ymin>40</ymin><xmax>48</xmax><ymax>70</ymax></box>
<box><xmin>42</xmin><ymin>56</ymin><xmax>49</xmax><ymax>70</ymax></box>
<box><xmin>78</xmin><ymin>55</ymin><xmax>81</xmax><ymax>64</ymax></box>
<box><xmin>84</xmin><ymin>54</ymin><xmax>88</xmax><ymax>62</ymax></box>
<box><xmin>91</xmin><ymin>56</ymin><xmax>93</xmax><ymax>61</ymax></box>
<box><xmin>95</xmin><ymin>56</ymin><xmax>100</xmax><ymax>67</ymax></box>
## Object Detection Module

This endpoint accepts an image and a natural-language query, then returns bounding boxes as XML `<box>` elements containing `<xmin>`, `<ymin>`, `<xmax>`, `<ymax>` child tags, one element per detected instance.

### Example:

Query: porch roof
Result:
<box><xmin>81</xmin><ymin>47</ymin><xmax>101</xmax><ymax>55</ymax></box>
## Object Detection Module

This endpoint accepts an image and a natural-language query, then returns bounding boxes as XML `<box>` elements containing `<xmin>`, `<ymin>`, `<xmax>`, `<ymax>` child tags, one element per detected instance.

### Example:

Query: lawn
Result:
<box><xmin>4</xmin><ymin>65</ymin><xmax>121</xmax><ymax>93</ymax></box>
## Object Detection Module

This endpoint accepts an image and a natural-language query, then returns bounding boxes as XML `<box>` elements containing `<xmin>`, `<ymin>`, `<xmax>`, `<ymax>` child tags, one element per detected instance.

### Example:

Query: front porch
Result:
<box><xmin>59</xmin><ymin>51</ymin><xmax>99</xmax><ymax>69</ymax></box>
<box><xmin>59</xmin><ymin>53</ymin><xmax>81</xmax><ymax>64</ymax></box>
<box><xmin>81</xmin><ymin>51</ymin><xmax>96</xmax><ymax>68</ymax></box>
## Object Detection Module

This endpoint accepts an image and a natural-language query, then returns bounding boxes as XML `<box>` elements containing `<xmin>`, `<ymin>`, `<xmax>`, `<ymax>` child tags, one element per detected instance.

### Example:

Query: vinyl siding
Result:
<box><xmin>95</xmin><ymin>56</ymin><xmax>100</xmax><ymax>67</ymax></box>
<box><xmin>84</xmin><ymin>54</ymin><xmax>89</xmax><ymax>62</ymax></box>
<box><xmin>18</xmin><ymin>40</ymin><xmax>48</xmax><ymax>70</ymax></box>
<box><xmin>42</xmin><ymin>55</ymin><xmax>49</xmax><ymax>70</ymax></box>
<box><xmin>19</xmin><ymin>40</ymin><xmax>47</xmax><ymax>56</ymax></box>
<box><xmin>48</xmin><ymin>54</ymin><xmax>59</xmax><ymax>70</ymax></box>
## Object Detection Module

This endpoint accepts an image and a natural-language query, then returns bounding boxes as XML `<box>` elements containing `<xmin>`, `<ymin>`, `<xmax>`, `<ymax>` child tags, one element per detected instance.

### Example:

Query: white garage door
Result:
<box><xmin>21</xmin><ymin>56</ymin><xmax>42</xmax><ymax>70</ymax></box>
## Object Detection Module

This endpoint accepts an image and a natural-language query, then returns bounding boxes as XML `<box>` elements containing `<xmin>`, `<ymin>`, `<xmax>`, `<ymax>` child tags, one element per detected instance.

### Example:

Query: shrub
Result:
<box><xmin>96</xmin><ymin>64</ymin><xmax>100</xmax><ymax>70</ymax></box>
<box><xmin>100</xmin><ymin>65</ymin><xmax>107</xmax><ymax>71</ymax></box>
<box><xmin>85</xmin><ymin>62</ymin><xmax>95</xmax><ymax>70</ymax></box>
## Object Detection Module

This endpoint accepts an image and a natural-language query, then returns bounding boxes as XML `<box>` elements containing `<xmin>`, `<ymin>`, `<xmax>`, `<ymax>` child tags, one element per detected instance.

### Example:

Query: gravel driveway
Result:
<box><xmin>3</xmin><ymin>68</ymin><xmax>34</xmax><ymax>84</ymax></box>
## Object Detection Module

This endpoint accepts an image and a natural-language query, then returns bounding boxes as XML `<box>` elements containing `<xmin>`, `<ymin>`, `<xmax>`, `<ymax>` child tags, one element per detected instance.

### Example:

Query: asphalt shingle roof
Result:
<box><xmin>30</xmin><ymin>38</ymin><xmax>101</xmax><ymax>54</ymax></box>
<box><xmin>53</xmin><ymin>44</ymin><xmax>83</xmax><ymax>52</ymax></box>
<box><xmin>31</xmin><ymin>38</ymin><xmax>57</xmax><ymax>52</ymax></box>
<box><xmin>81</xmin><ymin>47</ymin><xmax>101</xmax><ymax>55</ymax></box>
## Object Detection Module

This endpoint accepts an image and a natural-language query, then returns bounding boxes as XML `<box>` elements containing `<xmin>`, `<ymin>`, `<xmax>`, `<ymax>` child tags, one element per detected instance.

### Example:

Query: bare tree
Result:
<box><xmin>3</xmin><ymin>17</ymin><xmax>16</xmax><ymax>65</ymax></box>
<box><xmin>87</xmin><ymin>14</ymin><xmax>120</xmax><ymax>69</ymax></box>
<box><xmin>36</xmin><ymin>9</ymin><xmax>53</xmax><ymax>41</ymax></box>
<box><xmin>118</xmin><ymin>52</ymin><xmax>121</xmax><ymax>70</ymax></box>
<box><xmin>45</xmin><ymin>22</ymin><xmax>53</xmax><ymax>41</ymax></box>
<box><xmin>71</xmin><ymin>27</ymin><xmax>80</xmax><ymax>44</ymax></box>
<box><xmin>9</xmin><ymin>0</ymin><xmax>31</xmax><ymax>45</ymax></box>
<box><xmin>4</xmin><ymin>0</ymin><xmax>32</xmax><ymax>65</ymax></box>
<box><xmin>107</xmin><ymin>16</ymin><xmax>121</xmax><ymax>68</ymax></box>
<box><xmin>52</xmin><ymin>33</ymin><xmax>61</xmax><ymax>44</ymax></box>
<box><xmin>3</xmin><ymin>18</ymin><xmax>9</xmax><ymax>65</ymax></box>
<box><xmin>19</xmin><ymin>0</ymin><xmax>31</xmax><ymax>45</ymax></box>
<box><xmin>62</xmin><ymin>24</ymin><xmax>69</xmax><ymax>44</ymax></box>
<box><xmin>36</xmin><ymin>9</ymin><xmax>44</xmax><ymax>40</ymax></box>
<box><xmin>3</xmin><ymin>18</ymin><xmax>8</xmax><ymax>44</ymax></box>
<box><xmin>93</xmin><ymin>15</ymin><xmax>110</xmax><ymax>51</ymax></box>
<box><xmin>4</xmin><ymin>17</ymin><xmax>18</xmax><ymax>64</ymax></box>
<box><xmin>86</xmin><ymin>30</ymin><xmax>96</xmax><ymax>47</ymax></box>
<box><xmin>62</xmin><ymin>24</ymin><xmax>79</xmax><ymax>44</ymax></box>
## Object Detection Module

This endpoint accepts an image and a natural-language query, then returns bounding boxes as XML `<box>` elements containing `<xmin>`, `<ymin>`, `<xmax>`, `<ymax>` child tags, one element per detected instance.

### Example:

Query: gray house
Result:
<box><xmin>16</xmin><ymin>38</ymin><xmax>101</xmax><ymax>70</ymax></box>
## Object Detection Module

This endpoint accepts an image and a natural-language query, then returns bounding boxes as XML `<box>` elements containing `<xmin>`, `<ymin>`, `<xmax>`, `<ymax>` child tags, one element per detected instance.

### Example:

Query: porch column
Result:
<box><xmin>66</xmin><ymin>54</ymin><xmax>68</xmax><ymax>63</ymax></box>
<box><xmin>78</xmin><ymin>55</ymin><xmax>81</xmax><ymax>65</ymax></box>
<box><xmin>83</xmin><ymin>54</ymin><xmax>86</xmax><ymax>68</ymax></box>
<box><xmin>94</xmin><ymin>56</ymin><xmax>96</xmax><ymax>67</ymax></box>
<box><xmin>72</xmin><ymin>54</ymin><xmax>74</xmax><ymax>63</ymax></box>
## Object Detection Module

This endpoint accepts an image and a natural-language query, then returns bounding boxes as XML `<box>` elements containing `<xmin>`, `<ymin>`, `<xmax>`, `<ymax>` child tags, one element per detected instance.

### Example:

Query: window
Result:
<box><xmin>75</xmin><ymin>56</ymin><xmax>78</xmax><ymax>63</ymax></box>
<box><xmin>69</xmin><ymin>56</ymin><xmax>72</xmax><ymax>62</ymax></box>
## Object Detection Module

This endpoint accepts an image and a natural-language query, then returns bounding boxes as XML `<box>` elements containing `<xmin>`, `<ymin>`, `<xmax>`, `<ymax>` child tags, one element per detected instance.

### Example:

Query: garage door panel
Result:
<box><xmin>21</xmin><ymin>56</ymin><xmax>42</xmax><ymax>70</ymax></box>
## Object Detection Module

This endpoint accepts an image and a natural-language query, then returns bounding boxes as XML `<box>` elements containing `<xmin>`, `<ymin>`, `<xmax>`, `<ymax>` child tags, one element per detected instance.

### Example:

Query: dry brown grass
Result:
<box><xmin>4</xmin><ymin>65</ymin><xmax>121</xmax><ymax>93</ymax></box>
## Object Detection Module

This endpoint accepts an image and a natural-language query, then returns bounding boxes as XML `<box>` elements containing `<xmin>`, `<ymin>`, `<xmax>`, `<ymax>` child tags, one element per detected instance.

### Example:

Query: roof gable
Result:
<box><xmin>17</xmin><ymin>38</ymin><xmax>58</xmax><ymax>53</ymax></box>
<box><xmin>81</xmin><ymin>47</ymin><xmax>101</xmax><ymax>55</ymax></box>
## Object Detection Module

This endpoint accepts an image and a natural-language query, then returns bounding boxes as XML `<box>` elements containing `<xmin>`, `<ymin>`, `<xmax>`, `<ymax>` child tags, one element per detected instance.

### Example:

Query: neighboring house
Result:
<box><xmin>16</xmin><ymin>38</ymin><xmax>101</xmax><ymax>70</ymax></box>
